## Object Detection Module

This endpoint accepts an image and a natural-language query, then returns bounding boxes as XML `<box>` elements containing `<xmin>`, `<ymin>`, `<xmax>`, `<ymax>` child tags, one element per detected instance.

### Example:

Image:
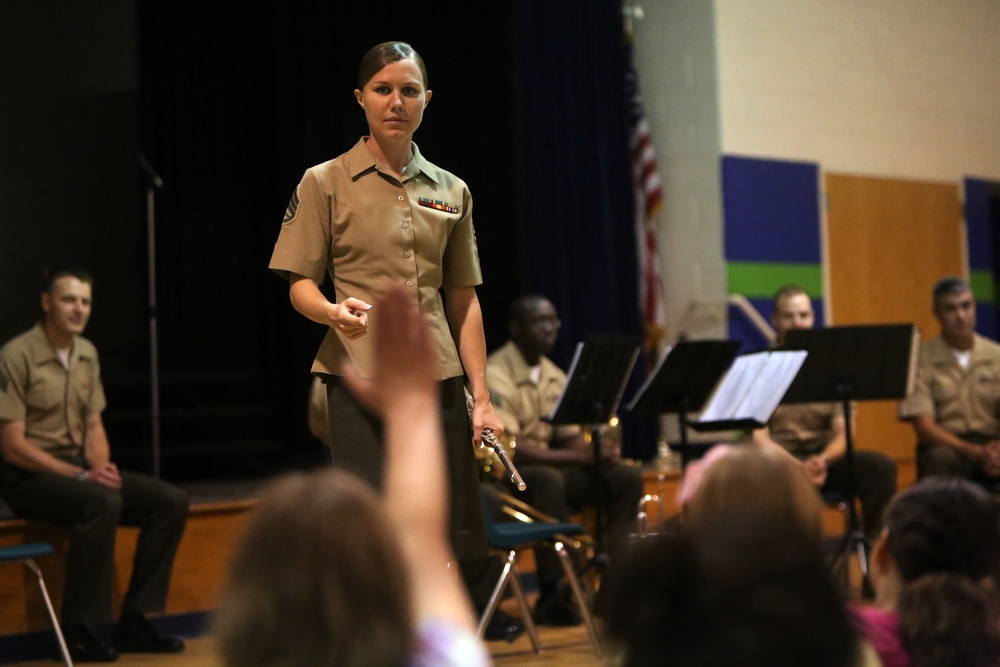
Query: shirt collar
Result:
<box><xmin>25</xmin><ymin>323</ymin><xmax>92</xmax><ymax>367</ymax></box>
<box><xmin>930</xmin><ymin>334</ymin><xmax>991</xmax><ymax>366</ymax></box>
<box><xmin>346</xmin><ymin>137</ymin><xmax>440</xmax><ymax>185</ymax></box>
<box><xmin>500</xmin><ymin>340</ymin><xmax>549</xmax><ymax>387</ymax></box>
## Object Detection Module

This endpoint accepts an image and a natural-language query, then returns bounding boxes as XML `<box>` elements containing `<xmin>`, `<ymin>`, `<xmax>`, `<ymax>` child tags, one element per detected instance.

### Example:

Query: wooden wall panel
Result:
<box><xmin>825</xmin><ymin>173</ymin><xmax>963</xmax><ymax>486</ymax></box>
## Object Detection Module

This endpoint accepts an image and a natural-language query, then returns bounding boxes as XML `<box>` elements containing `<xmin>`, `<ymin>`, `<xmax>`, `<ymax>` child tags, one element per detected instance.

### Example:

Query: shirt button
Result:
<box><xmin>403</xmin><ymin>251</ymin><xmax>411</xmax><ymax>258</ymax></box>
<box><xmin>406</xmin><ymin>280</ymin><xmax>413</xmax><ymax>287</ymax></box>
<box><xmin>402</xmin><ymin>223</ymin><xmax>408</xmax><ymax>229</ymax></box>
<box><xmin>397</xmin><ymin>195</ymin><xmax>405</xmax><ymax>201</ymax></box>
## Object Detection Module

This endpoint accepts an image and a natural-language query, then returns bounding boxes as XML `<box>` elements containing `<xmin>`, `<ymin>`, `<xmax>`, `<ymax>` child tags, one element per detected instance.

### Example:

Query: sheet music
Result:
<box><xmin>734</xmin><ymin>350</ymin><xmax>807</xmax><ymax>421</ymax></box>
<box><xmin>698</xmin><ymin>353</ymin><xmax>767</xmax><ymax>423</ymax></box>
<box><xmin>697</xmin><ymin>350</ymin><xmax>807</xmax><ymax>425</ymax></box>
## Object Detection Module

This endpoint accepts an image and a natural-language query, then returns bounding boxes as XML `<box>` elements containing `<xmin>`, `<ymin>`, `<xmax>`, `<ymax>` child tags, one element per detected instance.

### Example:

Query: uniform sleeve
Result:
<box><xmin>0</xmin><ymin>348</ymin><xmax>27</xmax><ymax>422</ymax></box>
<box><xmin>898</xmin><ymin>366</ymin><xmax>934</xmax><ymax>420</ymax></box>
<box><xmin>441</xmin><ymin>186</ymin><xmax>482</xmax><ymax>288</ymax></box>
<box><xmin>87</xmin><ymin>355</ymin><xmax>107</xmax><ymax>416</ymax></box>
<box><xmin>268</xmin><ymin>169</ymin><xmax>331</xmax><ymax>284</ymax></box>
<box><xmin>486</xmin><ymin>361</ymin><xmax>522</xmax><ymax>438</ymax></box>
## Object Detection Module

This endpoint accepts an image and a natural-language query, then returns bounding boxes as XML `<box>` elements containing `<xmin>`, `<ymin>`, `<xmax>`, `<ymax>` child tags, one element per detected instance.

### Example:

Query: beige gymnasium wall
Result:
<box><xmin>633</xmin><ymin>0</ymin><xmax>1000</xmax><ymax>340</ymax></box>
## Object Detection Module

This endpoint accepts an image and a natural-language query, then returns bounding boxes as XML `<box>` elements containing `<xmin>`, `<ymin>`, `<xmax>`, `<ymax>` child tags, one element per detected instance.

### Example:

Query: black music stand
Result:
<box><xmin>626</xmin><ymin>340</ymin><xmax>741</xmax><ymax>468</ymax></box>
<box><xmin>547</xmin><ymin>335</ymin><xmax>641</xmax><ymax>566</ymax></box>
<box><xmin>781</xmin><ymin>324</ymin><xmax>919</xmax><ymax>593</ymax></box>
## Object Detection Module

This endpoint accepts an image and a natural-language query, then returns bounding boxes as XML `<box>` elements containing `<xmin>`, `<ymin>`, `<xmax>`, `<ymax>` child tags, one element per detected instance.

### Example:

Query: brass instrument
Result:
<box><xmin>465</xmin><ymin>392</ymin><xmax>527</xmax><ymax>491</ymax></box>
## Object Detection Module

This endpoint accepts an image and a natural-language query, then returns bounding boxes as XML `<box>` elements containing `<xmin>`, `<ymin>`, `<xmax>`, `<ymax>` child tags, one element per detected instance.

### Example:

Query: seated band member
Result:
<box><xmin>898</xmin><ymin>277</ymin><xmax>1000</xmax><ymax>484</ymax></box>
<box><xmin>0</xmin><ymin>268</ymin><xmax>188</xmax><ymax>662</ymax></box>
<box><xmin>482</xmin><ymin>294</ymin><xmax>644</xmax><ymax>625</ymax></box>
<box><xmin>752</xmin><ymin>285</ymin><xmax>897</xmax><ymax>540</ymax></box>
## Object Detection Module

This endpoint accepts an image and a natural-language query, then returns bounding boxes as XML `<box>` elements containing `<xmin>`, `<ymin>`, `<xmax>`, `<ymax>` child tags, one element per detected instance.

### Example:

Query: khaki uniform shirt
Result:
<box><xmin>269</xmin><ymin>138</ymin><xmax>482</xmax><ymax>380</ymax></box>
<box><xmin>898</xmin><ymin>334</ymin><xmax>1000</xmax><ymax>437</ymax></box>
<box><xmin>768</xmin><ymin>401</ymin><xmax>843</xmax><ymax>458</ymax></box>
<box><xmin>486</xmin><ymin>341</ymin><xmax>580</xmax><ymax>451</ymax></box>
<box><xmin>0</xmin><ymin>324</ymin><xmax>106</xmax><ymax>456</ymax></box>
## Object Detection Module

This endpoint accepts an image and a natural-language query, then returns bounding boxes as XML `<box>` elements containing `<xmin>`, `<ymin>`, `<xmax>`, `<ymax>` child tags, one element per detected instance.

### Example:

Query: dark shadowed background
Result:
<box><xmin>0</xmin><ymin>0</ymin><xmax>654</xmax><ymax>481</ymax></box>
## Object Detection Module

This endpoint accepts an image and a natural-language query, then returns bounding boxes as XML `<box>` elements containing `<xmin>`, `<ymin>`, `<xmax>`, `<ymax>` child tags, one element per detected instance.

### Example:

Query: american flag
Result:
<box><xmin>624</xmin><ymin>29</ymin><xmax>667</xmax><ymax>358</ymax></box>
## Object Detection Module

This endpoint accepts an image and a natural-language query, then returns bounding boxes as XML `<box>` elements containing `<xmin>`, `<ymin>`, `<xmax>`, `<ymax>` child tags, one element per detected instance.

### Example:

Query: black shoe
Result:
<box><xmin>483</xmin><ymin>610</ymin><xmax>525</xmax><ymax>642</ymax></box>
<box><xmin>58</xmin><ymin>624</ymin><xmax>119</xmax><ymax>663</ymax></box>
<box><xmin>113</xmin><ymin>614</ymin><xmax>185</xmax><ymax>654</ymax></box>
<box><xmin>533</xmin><ymin>591</ymin><xmax>583</xmax><ymax>627</ymax></box>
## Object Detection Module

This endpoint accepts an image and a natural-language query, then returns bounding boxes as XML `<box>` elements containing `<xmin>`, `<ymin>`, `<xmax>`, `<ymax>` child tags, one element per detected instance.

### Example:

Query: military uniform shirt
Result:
<box><xmin>0</xmin><ymin>324</ymin><xmax>106</xmax><ymax>456</ymax></box>
<box><xmin>486</xmin><ymin>341</ymin><xmax>580</xmax><ymax>451</ymax></box>
<box><xmin>768</xmin><ymin>401</ymin><xmax>844</xmax><ymax>458</ymax></box>
<box><xmin>269</xmin><ymin>138</ymin><xmax>482</xmax><ymax>380</ymax></box>
<box><xmin>898</xmin><ymin>334</ymin><xmax>1000</xmax><ymax>437</ymax></box>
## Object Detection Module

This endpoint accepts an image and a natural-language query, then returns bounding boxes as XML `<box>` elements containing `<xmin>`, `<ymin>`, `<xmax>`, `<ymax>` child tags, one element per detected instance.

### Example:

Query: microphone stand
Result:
<box><xmin>137</xmin><ymin>151</ymin><xmax>164</xmax><ymax>478</ymax></box>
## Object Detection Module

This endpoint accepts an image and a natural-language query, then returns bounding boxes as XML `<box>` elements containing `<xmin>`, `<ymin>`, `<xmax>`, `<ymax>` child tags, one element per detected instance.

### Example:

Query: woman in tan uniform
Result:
<box><xmin>269</xmin><ymin>41</ymin><xmax>501</xmax><ymax>560</ymax></box>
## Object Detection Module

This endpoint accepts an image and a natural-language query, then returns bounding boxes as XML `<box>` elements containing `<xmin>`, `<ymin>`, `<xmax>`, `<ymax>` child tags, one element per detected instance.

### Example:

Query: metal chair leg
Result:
<box><xmin>854</xmin><ymin>533</ymin><xmax>869</xmax><ymax>578</ymax></box>
<box><xmin>476</xmin><ymin>550</ymin><xmax>542</xmax><ymax>653</ymax></box>
<box><xmin>24</xmin><ymin>558</ymin><xmax>73</xmax><ymax>667</ymax></box>
<box><xmin>555</xmin><ymin>541</ymin><xmax>603</xmax><ymax>658</ymax></box>
<box><xmin>505</xmin><ymin>559</ymin><xmax>542</xmax><ymax>653</ymax></box>
<box><xmin>477</xmin><ymin>550</ymin><xmax>514</xmax><ymax>638</ymax></box>
<box><xmin>636</xmin><ymin>493</ymin><xmax>661</xmax><ymax>536</ymax></box>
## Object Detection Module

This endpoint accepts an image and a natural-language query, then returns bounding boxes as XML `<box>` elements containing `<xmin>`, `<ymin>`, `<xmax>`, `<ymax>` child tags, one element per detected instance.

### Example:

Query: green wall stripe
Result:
<box><xmin>726</xmin><ymin>262</ymin><xmax>823</xmax><ymax>299</ymax></box>
<box><xmin>970</xmin><ymin>270</ymin><xmax>996</xmax><ymax>305</ymax></box>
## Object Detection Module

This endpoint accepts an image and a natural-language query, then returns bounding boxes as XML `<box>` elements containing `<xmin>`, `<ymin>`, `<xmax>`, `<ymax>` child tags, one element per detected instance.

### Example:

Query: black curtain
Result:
<box><xmin>137</xmin><ymin>0</ymin><xmax>519</xmax><ymax>476</ymax></box>
<box><xmin>137</xmin><ymin>0</ymin><xmax>656</xmax><ymax>474</ymax></box>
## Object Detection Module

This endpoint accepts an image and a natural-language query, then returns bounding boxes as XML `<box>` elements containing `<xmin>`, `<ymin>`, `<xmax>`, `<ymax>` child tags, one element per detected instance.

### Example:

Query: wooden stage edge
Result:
<box><xmin>0</xmin><ymin>492</ymin><xmax>259</xmax><ymax>641</ymax></box>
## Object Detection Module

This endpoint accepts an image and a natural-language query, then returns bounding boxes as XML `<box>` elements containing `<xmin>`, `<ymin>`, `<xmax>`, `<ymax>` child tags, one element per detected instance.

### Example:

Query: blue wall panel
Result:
<box><xmin>965</xmin><ymin>178</ymin><xmax>994</xmax><ymax>272</ymax></box>
<box><xmin>722</xmin><ymin>155</ymin><xmax>822</xmax><ymax>264</ymax></box>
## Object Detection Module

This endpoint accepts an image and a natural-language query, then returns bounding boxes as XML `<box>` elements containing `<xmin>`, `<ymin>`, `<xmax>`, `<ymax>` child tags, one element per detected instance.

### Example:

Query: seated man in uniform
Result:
<box><xmin>0</xmin><ymin>268</ymin><xmax>189</xmax><ymax>662</ymax></box>
<box><xmin>484</xmin><ymin>294</ymin><xmax>644</xmax><ymax>625</ymax></box>
<box><xmin>752</xmin><ymin>285</ymin><xmax>897</xmax><ymax>540</ymax></box>
<box><xmin>898</xmin><ymin>277</ymin><xmax>1000</xmax><ymax>484</ymax></box>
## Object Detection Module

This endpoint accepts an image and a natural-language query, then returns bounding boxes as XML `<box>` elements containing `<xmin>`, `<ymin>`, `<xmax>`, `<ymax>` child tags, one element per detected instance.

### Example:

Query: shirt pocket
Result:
<box><xmin>930</xmin><ymin>373</ymin><xmax>959</xmax><ymax>402</ymax></box>
<box><xmin>972</xmin><ymin>370</ymin><xmax>1000</xmax><ymax>404</ymax></box>
<box><xmin>26</xmin><ymin>376</ymin><xmax>64</xmax><ymax>417</ymax></box>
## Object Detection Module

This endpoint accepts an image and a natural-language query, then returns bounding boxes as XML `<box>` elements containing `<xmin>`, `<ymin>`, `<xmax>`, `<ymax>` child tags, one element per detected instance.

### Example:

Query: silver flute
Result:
<box><xmin>466</xmin><ymin>394</ymin><xmax>527</xmax><ymax>491</ymax></box>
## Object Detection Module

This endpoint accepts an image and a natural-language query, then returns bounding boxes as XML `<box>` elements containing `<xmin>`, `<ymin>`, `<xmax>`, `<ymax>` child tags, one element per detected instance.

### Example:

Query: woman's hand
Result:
<box><xmin>340</xmin><ymin>288</ymin><xmax>434</xmax><ymax>417</ymax></box>
<box><xmin>471</xmin><ymin>398</ymin><xmax>504</xmax><ymax>448</ymax></box>
<box><xmin>327</xmin><ymin>297</ymin><xmax>372</xmax><ymax>340</ymax></box>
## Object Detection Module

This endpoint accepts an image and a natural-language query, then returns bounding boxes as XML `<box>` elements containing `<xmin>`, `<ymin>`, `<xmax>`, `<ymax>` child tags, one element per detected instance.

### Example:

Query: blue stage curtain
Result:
<box><xmin>513</xmin><ymin>0</ymin><xmax>656</xmax><ymax>459</ymax></box>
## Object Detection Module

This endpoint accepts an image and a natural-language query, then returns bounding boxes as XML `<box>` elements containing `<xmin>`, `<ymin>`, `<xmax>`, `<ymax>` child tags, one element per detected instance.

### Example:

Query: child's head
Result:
<box><xmin>686</xmin><ymin>445</ymin><xmax>824</xmax><ymax>542</ymax></box>
<box><xmin>882</xmin><ymin>476</ymin><xmax>1000</xmax><ymax>583</ymax></box>
<box><xmin>215</xmin><ymin>469</ymin><xmax>413</xmax><ymax>667</ymax></box>
<box><xmin>607</xmin><ymin>512</ymin><xmax>858</xmax><ymax>667</ymax></box>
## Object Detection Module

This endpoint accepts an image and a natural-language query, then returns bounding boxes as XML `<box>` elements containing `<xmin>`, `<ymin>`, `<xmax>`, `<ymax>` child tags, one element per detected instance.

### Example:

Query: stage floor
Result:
<box><xmin>8</xmin><ymin>621</ymin><xmax>607</xmax><ymax>667</ymax></box>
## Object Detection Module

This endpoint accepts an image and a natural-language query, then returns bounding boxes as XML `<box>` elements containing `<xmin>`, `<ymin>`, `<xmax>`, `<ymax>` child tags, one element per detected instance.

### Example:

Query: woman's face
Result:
<box><xmin>355</xmin><ymin>58</ymin><xmax>431</xmax><ymax>145</ymax></box>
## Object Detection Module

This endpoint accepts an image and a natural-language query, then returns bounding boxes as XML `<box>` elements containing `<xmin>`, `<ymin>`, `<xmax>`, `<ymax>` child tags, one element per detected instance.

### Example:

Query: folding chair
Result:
<box><xmin>0</xmin><ymin>542</ymin><xmax>73</xmax><ymax>666</ymax></box>
<box><xmin>476</xmin><ymin>493</ymin><xmax>602</xmax><ymax>657</ymax></box>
